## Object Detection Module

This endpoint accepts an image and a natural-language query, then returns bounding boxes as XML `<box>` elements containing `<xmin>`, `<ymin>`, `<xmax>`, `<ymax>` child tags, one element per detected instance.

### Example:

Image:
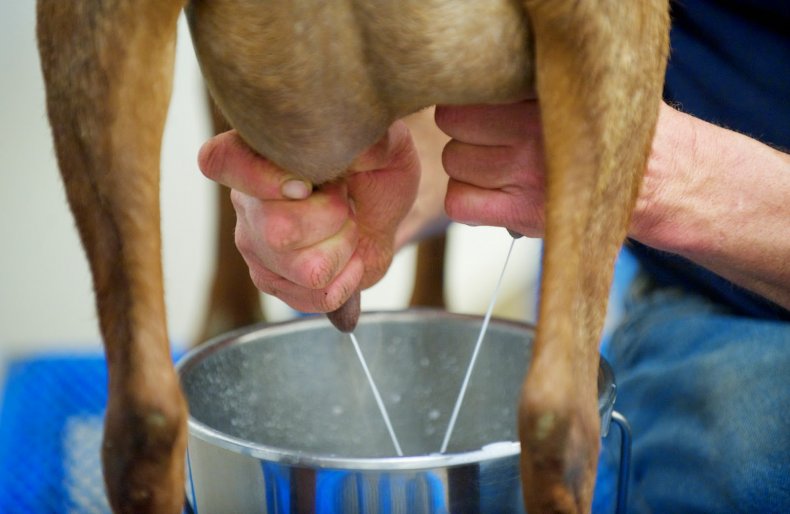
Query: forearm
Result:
<box><xmin>631</xmin><ymin>104</ymin><xmax>790</xmax><ymax>310</ymax></box>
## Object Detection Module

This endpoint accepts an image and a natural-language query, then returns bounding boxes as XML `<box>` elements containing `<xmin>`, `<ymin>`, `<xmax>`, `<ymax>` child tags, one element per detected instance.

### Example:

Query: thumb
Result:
<box><xmin>199</xmin><ymin>130</ymin><xmax>313</xmax><ymax>200</ymax></box>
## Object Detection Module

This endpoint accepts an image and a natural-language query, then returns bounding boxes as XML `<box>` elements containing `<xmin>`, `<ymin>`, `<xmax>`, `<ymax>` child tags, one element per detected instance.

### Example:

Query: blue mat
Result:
<box><xmin>0</xmin><ymin>354</ymin><xmax>111</xmax><ymax>513</ymax></box>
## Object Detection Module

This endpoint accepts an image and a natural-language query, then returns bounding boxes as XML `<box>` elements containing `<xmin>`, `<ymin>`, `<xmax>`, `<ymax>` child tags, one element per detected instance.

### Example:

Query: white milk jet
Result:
<box><xmin>440</xmin><ymin>236</ymin><xmax>518</xmax><ymax>454</ymax></box>
<box><xmin>349</xmin><ymin>331</ymin><xmax>404</xmax><ymax>456</ymax></box>
<box><xmin>350</xmin><ymin>233</ymin><xmax>518</xmax><ymax>457</ymax></box>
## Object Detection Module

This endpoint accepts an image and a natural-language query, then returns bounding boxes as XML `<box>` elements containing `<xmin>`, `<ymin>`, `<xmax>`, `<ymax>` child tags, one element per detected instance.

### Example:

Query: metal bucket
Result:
<box><xmin>177</xmin><ymin>310</ymin><xmax>630</xmax><ymax>513</ymax></box>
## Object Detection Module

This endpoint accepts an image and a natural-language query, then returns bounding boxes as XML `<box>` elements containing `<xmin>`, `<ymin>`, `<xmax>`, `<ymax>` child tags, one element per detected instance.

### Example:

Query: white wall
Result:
<box><xmin>0</xmin><ymin>5</ymin><xmax>540</xmax><ymax>367</ymax></box>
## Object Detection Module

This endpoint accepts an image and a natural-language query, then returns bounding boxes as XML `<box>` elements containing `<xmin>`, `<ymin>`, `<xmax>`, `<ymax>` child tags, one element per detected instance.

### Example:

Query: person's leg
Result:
<box><xmin>600</xmin><ymin>272</ymin><xmax>790</xmax><ymax>513</ymax></box>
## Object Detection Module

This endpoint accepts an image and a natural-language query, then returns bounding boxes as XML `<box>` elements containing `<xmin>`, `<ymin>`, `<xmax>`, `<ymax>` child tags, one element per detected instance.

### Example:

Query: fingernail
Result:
<box><xmin>282</xmin><ymin>179</ymin><xmax>312</xmax><ymax>200</ymax></box>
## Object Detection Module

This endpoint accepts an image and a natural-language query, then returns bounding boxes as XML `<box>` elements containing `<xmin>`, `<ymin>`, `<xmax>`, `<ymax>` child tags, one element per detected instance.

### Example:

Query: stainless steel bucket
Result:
<box><xmin>177</xmin><ymin>310</ymin><xmax>630</xmax><ymax>513</ymax></box>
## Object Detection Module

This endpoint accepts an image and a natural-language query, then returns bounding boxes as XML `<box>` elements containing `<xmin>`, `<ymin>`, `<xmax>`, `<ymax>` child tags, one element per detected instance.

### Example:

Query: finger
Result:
<box><xmin>442</xmin><ymin>139</ymin><xmax>543</xmax><ymax>189</ymax></box>
<box><xmin>199</xmin><ymin>130</ymin><xmax>313</xmax><ymax>200</ymax></box>
<box><xmin>231</xmin><ymin>181</ymin><xmax>351</xmax><ymax>254</ymax></box>
<box><xmin>434</xmin><ymin>101</ymin><xmax>540</xmax><ymax>146</ymax></box>
<box><xmin>273</xmin><ymin>219</ymin><xmax>359</xmax><ymax>290</ymax></box>
<box><xmin>444</xmin><ymin>179</ymin><xmax>544</xmax><ymax>237</ymax></box>
<box><xmin>246</xmin><ymin>253</ymin><xmax>365</xmax><ymax>313</ymax></box>
<box><xmin>237</xmin><ymin>217</ymin><xmax>358</xmax><ymax>291</ymax></box>
<box><xmin>234</xmin><ymin>190</ymin><xmax>359</xmax><ymax>291</ymax></box>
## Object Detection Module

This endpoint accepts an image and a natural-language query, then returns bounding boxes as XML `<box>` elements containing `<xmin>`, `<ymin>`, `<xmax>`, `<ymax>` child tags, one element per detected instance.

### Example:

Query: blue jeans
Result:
<box><xmin>597</xmin><ymin>271</ymin><xmax>790</xmax><ymax>513</ymax></box>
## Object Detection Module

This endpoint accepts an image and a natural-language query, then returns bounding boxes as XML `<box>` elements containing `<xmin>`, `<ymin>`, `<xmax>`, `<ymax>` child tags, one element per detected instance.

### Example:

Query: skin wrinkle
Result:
<box><xmin>295</xmin><ymin>238</ymin><xmax>351</xmax><ymax>290</ymax></box>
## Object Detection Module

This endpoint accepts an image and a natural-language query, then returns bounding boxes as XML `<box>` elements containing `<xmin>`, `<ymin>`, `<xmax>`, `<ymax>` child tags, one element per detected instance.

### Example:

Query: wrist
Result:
<box><xmin>628</xmin><ymin>103</ymin><xmax>790</xmax><ymax>310</ymax></box>
<box><xmin>629</xmin><ymin>104</ymin><xmax>714</xmax><ymax>257</ymax></box>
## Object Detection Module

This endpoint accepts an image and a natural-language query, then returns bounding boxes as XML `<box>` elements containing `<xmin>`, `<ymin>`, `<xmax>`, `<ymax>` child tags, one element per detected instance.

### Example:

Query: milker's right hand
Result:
<box><xmin>198</xmin><ymin>120</ymin><xmax>421</xmax><ymax>315</ymax></box>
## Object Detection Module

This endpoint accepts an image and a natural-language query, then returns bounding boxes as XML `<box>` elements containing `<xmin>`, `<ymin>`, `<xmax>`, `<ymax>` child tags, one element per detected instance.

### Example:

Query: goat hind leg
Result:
<box><xmin>518</xmin><ymin>1</ymin><xmax>669</xmax><ymax>512</ymax></box>
<box><xmin>37</xmin><ymin>1</ymin><xmax>187</xmax><ymax>512</ymax></box>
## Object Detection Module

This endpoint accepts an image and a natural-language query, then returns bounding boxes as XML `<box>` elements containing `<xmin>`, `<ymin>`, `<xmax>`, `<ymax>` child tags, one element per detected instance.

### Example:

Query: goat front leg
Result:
<box><xmin>37</xmin><ymin>1</ymin><xmax>186</xmax><ymax>512</ymax></box>
<box><xmin>518</xmin><ymin>1</ymin><xmax>669</xmax><ymax>512</ymax></box>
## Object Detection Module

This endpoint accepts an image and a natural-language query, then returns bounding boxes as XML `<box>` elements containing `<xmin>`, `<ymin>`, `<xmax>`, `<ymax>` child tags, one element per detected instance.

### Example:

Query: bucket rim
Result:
<box><xmin>176</xmin><ymin>308</ymin><xmax>615</xmax><ymax>471</ymax></box>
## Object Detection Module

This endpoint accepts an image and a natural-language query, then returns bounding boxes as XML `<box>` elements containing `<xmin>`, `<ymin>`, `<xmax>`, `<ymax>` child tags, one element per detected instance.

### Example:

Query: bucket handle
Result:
<box><xmin>610</xmin><ymin>410</ymin><xmax>632</xmax><ymax>514</ymax></box>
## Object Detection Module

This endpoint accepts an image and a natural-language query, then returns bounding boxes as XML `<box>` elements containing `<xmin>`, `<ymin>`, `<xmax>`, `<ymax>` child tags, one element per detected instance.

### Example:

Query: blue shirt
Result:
<box><xmin>629</xmin><ymin>0</ymin><xmax>790</xmax><ymax>320</ymax></box>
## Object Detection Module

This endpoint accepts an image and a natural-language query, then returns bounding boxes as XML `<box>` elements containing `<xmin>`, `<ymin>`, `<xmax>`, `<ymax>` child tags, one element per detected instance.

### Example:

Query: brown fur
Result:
<box><xmin>36</xmin><ymin>1</ymin><xmax>669</xmax><ymax>512</ymax></box>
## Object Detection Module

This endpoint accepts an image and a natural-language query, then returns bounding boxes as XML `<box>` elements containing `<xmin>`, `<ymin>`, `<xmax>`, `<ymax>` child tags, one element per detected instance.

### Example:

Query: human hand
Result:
<box><xmin>435</xmin><ymin>100</ymin><xmax>547</xmax><ymax>237</ymax></box>
<box><xmin>198</xmin><ymin>121</ymin><xmax>420</xmax><ymax>314</ymax></box>
<box><xmin>437</xmin><ymin>99</ymin><xmax>790</xmax><ymax>309</ymax></box>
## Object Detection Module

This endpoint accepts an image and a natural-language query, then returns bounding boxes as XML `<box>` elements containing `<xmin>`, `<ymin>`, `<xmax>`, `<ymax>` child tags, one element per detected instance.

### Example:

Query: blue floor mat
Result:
<box><xmin>0</xmin><ymin>354</ymin><xmax>111</xmax><ymax>513</ymax></box>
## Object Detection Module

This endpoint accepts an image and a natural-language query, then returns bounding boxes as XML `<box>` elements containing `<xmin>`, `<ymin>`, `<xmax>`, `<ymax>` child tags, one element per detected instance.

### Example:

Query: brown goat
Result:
<box><xmin>36</xmin><ymin>1</ymin><xmax>669</xmax><ymax>512</ymax></box>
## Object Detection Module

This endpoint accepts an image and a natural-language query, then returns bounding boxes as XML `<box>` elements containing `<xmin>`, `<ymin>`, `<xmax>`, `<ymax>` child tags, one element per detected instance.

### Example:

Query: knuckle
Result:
<box><xmin>261</xmin><ymin>222</ymin><xmax>297</xmax><ymax>253</ymax></box>
<box><xmin>255</xmin><ymin>210</ymin><xmax>299</xmax><ymax>252</ymax></box>
<box><xmin>306</xmin><ymin>258</ymin><xmax>336</xmax><ymax>290</ymax></box>
<box><xmin>291</xmin><ymin>244</ymin><xmax>342</xmax><ymax>290</ymax></box>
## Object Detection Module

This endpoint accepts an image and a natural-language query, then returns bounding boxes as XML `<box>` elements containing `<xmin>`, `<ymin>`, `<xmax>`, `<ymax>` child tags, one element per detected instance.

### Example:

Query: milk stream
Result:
<box><xmin>349</xmin><ymin>332</ymin><xmax>404</xmax><ymax>456</ymax></box>
<box><xmin>440</xmin><ymin>236</ymin><xmax>517</xmax><ymax>454</ymax></box>
<box><xmin>351</xmin><ymin>235</ymin><xmax>517</xmax><ymax>458</ymax></box>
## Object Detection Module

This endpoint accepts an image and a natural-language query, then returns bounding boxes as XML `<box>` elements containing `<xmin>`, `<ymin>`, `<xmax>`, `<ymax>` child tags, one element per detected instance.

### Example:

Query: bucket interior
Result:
<box><xmin>179</xmin><ymin>311</ymin><xmax>614</xmax><ymax>462</ymax></box>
